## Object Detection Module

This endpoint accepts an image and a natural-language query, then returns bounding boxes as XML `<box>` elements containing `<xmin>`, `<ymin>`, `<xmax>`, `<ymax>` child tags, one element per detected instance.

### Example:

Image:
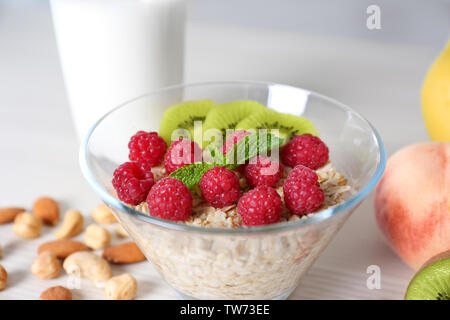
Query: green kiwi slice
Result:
<box><xmin>405</xmin><ymin>258</ymin><xmax>450</xmax><ymax>300</ymax></box>
<box><xmin>236</xmin><ymin>109</ymin><xmax>319</xmax><ymax>143</ymax></box>
<box><xmin>159</xmin><ymin>99</ymin><xmax>216</xmax><ymax>145</ymax></box>
<box><xmin>202</xmin><ymin>100</ymin><xmax>267</xmax><ymax>146</ymax></box>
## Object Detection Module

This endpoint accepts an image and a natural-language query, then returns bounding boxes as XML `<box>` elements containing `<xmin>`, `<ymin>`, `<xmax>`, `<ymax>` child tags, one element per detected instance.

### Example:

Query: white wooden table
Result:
<box><xmin>0</xmin><ymin>6</ymin><xmax>438</xmax><ymax>299</ymax></box>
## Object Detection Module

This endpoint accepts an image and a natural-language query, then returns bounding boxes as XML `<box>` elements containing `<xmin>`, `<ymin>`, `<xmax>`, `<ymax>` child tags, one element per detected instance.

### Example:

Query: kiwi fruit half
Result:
<box><xmin>405</xmin><ymin>255</ymin><xmax>450</xmax><ymax>300</ymax></box>
<box><xmin>159</xmin><ymin>99</ymin><xmax>216</xmax><ymax>145</ymax></box>
<box><xmin>202</xmin><ymin>100</ymin><xmax>267</xmax><ymax>146</ymax></box>
<box><xmin>236</xmin><ymin>108</ymin><xmax>319</xmax><ymax>144</ymax></box>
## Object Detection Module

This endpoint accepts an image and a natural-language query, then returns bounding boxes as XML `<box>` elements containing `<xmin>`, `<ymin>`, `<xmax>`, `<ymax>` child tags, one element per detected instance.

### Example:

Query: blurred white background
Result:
<box><xmin>192</xmin><ymin>0</ymin><xmax>449</xmax><ymax>47</ymax></box>
<box><xmin>0</xmin><ymin>0</ymin><xmax>449</xmax><ymax>299</ymax></box>
<box><xmin>1</xmin><ymin>0</ymin><xmax>448</xmax><ymax>149</ymax></box>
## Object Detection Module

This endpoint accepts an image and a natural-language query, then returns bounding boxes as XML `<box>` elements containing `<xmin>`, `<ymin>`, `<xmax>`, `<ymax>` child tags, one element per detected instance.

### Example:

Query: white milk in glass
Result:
<box><xmin>50</xmin><ymin>0</ymin><xmax>186</xmax><ymax>141</ymax></box>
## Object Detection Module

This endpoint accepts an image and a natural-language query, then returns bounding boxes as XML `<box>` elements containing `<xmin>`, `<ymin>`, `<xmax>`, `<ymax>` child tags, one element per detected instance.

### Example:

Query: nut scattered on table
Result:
<box><xmin>32</xmin><ymin>197</ymin><xmax>59</xmax><ymax>226</ymax></box>
<box><xmin>0</xmin><ymin>245</ymin><xmax>2</xmax><ymax>259</ymax></box>
<box><xmin>103</xmin><ymin>242</ymin><xmax>145</xmax><ymax>264</ymax></box>
<box><xmin>40</xmin><ymin>286</ymin><xmax>72</xmax><ymax>300</ymax></box>
<box><xmin>104</xmin><ymin>273</ymin><xmax>137</xmax><ymax>300</ymax></box>
<box><xmin>84</xmin><ymin>224</ymin><xmax>111</xmax><ymax>250</ymax></box>
<box><xmin>91</xmin><ymin>204</ymin><xmax>117</xmax><ymax>224</ymax></box>
<box><xmin>13</xmin><ymin>212</ymin><xmax>42</xmax><ymax>239</ymax></box>
<box><xmin>0</xmin><ymin>207</ymin><xmax>26</xmax><ymax>224</ymax></box>
<box><xmin>63</xmin><ymin>251</ymin><xmax>112</xmax><ymax>285</ymax></box>
<box><xmin>0</xmin><ymin>264</ymin><xmax>7</xmax><ymax>290</ymax></box>
<box><xmin>55</xmin><ymin>209</ymin><xmax>84</xmax><ymax>239</ymax></box>
<box><xmin>31</xmin><ymin>251</ymin><xmax>61</xmax><ymax>279</ymax></box>
<box><xmin>115</xmin><ymin>224</ymin><xmax>129</xmax><ymax>238</ymax></box>
<box><xmin>38</xmin><ymin>239</ymin><xmax>88</xmax><ymax>259</ymax></box>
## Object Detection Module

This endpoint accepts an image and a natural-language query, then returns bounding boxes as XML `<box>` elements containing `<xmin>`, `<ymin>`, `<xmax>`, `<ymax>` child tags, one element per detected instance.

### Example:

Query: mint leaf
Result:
<box><xmin>168</xmin><ymin>162</ymin><xmax>215</xmax><ymax>189</ymax></box>
<box><xmin>168</xmin><ymin>133</ymin><xmax>283</xmax><ymax>189</ymax></box>
<box><xmin>225</xmin><ymin>133</ymin><xmax>283</xmax><ymax>169</ymax></box>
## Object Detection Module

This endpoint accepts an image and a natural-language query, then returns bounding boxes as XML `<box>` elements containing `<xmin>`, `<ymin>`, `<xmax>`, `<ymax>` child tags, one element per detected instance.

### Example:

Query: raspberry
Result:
<box><xmin>164</xmin><ymin>139</ymin><xmax>202</xmax><ymax>174</ymax></box>
<box><xmin>222</xmin><ymin>130</ymin><xmax>251</xmax><ymax>154</ymax></box>
<box><xmin>112</xmin><ymin>162</ymin><xmax>155</xmax><ymax>205</ymax></box>
<box><xmin>234</xmin><ymin>164</ymin><xmax>246</xmax><ymax>176</ymax></box>
<box><xmin>199</xmin><ymin>166</ymin><xmax>241</xmax><ymax>208</ymax></box>
<box><xmin>128</xmin><ymin>131</ymin><xmax>167</xmax><ymax>166</ymax></box>
<box><xmin>146</xmin><ymin>177</ymin><xmax>192</xmax><ymax>221</ymax></box>
<box><xmin>281</xmin><ymin>134</ymin><xmax>329</xmax><ymax>169</ymax></box>
<box><xmin>283</xmin><ymin>165</ymin><xmax>324</xmax><ymax>216</ymax></box>
<box><xmin>286</xmin><ymin>164</ymin><xmax>320</xmax><ymax>185</ymax></box>
<box><xmin>237</xmin><ymin>187</ymin><xmax>283</xmax><ymax>226</ymax></box>
<box><xmin>244</xmin><ymin>156</ymin><xmax>284</xmax><ymax>188</ymax></box>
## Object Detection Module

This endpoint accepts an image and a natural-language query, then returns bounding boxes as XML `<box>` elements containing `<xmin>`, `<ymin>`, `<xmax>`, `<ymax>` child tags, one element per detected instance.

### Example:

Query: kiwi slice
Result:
<box><xmin>159</xmin><ymin>99</ymin><xmax>216</xmax><ymax>145</ymax></box>
<box><xmin>202</xmin><ymin>100</ymin><xmax>266</xmax><ymax>146</ymax></box>
<box><xmin>236</xmin><ymin>109</ymin><xmax>319</xmax><ymax>143</ymax></box>
<box><xmin>405</xmin><ymin>257</ymin><xmax>450</xmax><ymax>300</ymax></box>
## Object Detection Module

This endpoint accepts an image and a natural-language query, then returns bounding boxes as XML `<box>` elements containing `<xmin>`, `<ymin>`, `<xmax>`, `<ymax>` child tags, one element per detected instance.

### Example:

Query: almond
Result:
<box><xmin>40</xmin><ymin>286</ymin><xmax>72</xmax><ymax>300</ymax></box>
<box><xmin>0</xmin><ymin>264</ymin><xmax>7</xmax><ymax>290</ymax></box>
<box><xmin>102</xmin><ymin>242</ymin><xmax>145</xmax><ymax>264</ymax></box>
<box><xmin>38</xmin><ymin>239</ymin><xmax>88</xmax><ymax>259</ymax></box>
<box><xmin>0</xmin><ymin>207</ymin><xmax>26</xmax><ymax>224</ymax></box>
<box><xmin>33</xmin><ymin>197</ymin><xmax>59</xmax><ymax>226</ymax></box>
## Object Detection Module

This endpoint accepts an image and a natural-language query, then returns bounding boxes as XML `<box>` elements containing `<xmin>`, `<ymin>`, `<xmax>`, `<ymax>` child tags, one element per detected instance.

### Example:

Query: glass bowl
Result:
<box><xmin>80</xmin><ymin>81</ymin><xmax>386</xmax><ymax>300</ymax></box>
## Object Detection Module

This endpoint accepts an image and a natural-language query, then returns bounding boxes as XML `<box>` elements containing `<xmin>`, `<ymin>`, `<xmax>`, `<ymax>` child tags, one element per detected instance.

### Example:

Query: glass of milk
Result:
<box><xmin>50</xmin><ymin>0</ymin><xmax>186</xmax><ymax>142</ymax></box>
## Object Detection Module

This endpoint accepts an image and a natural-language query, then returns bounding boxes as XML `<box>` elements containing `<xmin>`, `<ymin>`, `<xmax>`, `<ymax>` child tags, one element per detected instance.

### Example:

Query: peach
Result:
<box><xmin>374</xmin><ymin>142</ymin><xmax>450</xmax><ymax>270</ymax></box>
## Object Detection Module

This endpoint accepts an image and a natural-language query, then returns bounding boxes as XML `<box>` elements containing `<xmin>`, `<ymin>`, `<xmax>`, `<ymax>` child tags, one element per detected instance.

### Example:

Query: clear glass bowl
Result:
<box><xmin>80</xmin><ymin>81</ymin><xmax>386</xmax><ymax>300</ymax></box>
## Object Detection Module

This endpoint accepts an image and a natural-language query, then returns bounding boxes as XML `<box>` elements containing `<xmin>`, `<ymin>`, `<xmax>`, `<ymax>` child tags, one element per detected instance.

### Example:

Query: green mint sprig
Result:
<box><xmin>168</xmin><ymin>162</ymin><xmax>215</xmax><ymax>189</ymax></box>
<box><xmin>225</xmin><ymin>132</ymin><xmax>283</xmax><ymax>170</ymax></box>
<box><xmin>169</xmin><ymin>133</ymin><xmax>283</xmax><ymax>189</ymax></box>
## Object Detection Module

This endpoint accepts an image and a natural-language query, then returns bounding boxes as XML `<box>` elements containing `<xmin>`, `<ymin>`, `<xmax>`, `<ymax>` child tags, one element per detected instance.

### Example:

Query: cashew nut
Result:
<box><xmin>63</xmin><ymin>251</ymin><xmax>112</xmax><ymax>286</ymax></box>
<box><xmin>55</xmin><ymin>209</ymin><xmax>83</xmax><ymax>239</ymax></box>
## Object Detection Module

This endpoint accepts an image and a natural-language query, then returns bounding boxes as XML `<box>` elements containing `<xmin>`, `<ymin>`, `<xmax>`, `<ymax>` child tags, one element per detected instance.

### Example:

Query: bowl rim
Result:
<box><xmin>79</xmin><ymin>80</ymin><xmax>386</xmax><ymax>235</ymax></box>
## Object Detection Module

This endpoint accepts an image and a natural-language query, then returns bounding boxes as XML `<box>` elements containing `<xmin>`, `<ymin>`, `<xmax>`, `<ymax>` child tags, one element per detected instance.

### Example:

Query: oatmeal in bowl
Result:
<box><xmin>80</xmin><ymin>82</ymin><xmax>385</xmax><ymax>299</ymax></box>
<box><xmin>134</xmin><ymin>162</ymin><xmax>352</xmax><ymax>229</ymax></box>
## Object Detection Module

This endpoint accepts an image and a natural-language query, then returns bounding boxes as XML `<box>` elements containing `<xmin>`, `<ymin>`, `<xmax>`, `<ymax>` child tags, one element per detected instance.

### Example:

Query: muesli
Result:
<box><xmin>111</xmin><ymin>99</ymin><xmax>354</xmax><ymax>299</ymax></box>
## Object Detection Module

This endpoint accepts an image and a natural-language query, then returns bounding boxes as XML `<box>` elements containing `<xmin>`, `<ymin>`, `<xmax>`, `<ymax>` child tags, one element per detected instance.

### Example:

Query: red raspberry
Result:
<box><xmin>146</xmin><ymin>177</ymin><xmax>192</xmax><ymax>221</ymax></box>
<box><xmin>281</xmin><ymin>134</ymin><xmax>329</xmax><ymax>169</ymax></box>
<box><xmin>237</xmin><ymin>187</ymin><xmax>283</xmax><ymax>226</ymax></box>
<box><xmin>199</xmin><ymin>166</ymin><xmax>241</xmax><ymax>208</ymax></box>
<box><xmin>244</xmin><ymin>156</ymin><xmax>284</xmax><ymax>188</ymax></box>
<box><xmin>164</xmin><ymin>139</ymin><xmax>202</xmax><ymax>174</ymax></box>
<box><xmin>222</xmin><ymin>130</ymin><xmax>251</xmax><ymax>154</ymax></box>
<box><xmin>283</xmin><ymin>165</ymin><xmax>324</xmax><ymax>216</ymax></box>
<box><xmin>128</xmin><ymin>131</ymin><xmax>167</xmax><ymax>166</ymax></box>
<box><xmin>112</xmin><ymin>162</ymin><xmax>155</xmax><ymax>205</ymax></box>
<box><xmin>235</xmin><ymin>165</ymin><xmax>246</xmax><ymax>175</ymax></box>
<box><xmin>286</xmin><ymin>164</ymin><xmax>320</xmax><ymax>185</ymax></box>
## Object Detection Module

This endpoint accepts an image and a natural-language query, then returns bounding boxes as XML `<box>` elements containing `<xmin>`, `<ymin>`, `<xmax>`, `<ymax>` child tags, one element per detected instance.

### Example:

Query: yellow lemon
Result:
<box><xmin>421</xmin><ymin>40</ymin><xmax>450</xmax><ymax>141</ymax></box>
